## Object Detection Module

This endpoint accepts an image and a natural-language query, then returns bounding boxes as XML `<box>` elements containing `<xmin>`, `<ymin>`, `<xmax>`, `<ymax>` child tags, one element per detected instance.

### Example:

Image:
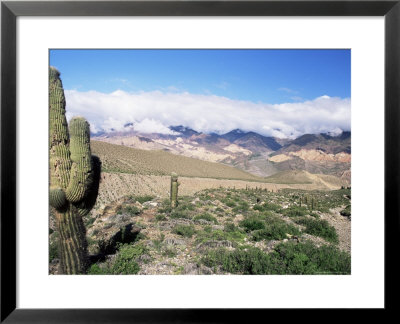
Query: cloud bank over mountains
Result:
<box><xmin>64</xmin><ymin>89</ymin><xmax>351</xmax><ymax>139</ymax></box>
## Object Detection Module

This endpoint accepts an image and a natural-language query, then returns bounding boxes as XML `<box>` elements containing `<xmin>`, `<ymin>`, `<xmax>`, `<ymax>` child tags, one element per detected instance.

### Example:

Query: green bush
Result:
<box><xmin>340</xmin><ymin>205</ymin><xmax>351</xmax><ymax>217</ymax></box>
<box><xmin>262</xmin><ymin>203</ymin><xmax>282</xmax><ymax>212</ymax></box>
<box><xmin>124</xmin><ymin>205</ymin><xmax>141</xmax><ymax>216</ymax></box>
<box><xmin>111</xmin><ymin>243</ymin><xmax>148</xmax><ymax>274</ymax></box>
<box><xmin>295</xmin><ymin>218</ymin><xmax>338</xmax><ymax>243</ymax></box>
<box><xmin>232</xmin><ymin>201</ymin><xmax>249</xmax><ymax>213</ymax></box>
<box><xmin>239</xmin><ymin>217</ymin><xmax>265</xmax><ymax>232</ymax></box>
<box><xmin>194</xmin><ymin>213</ymin><xmax>218</xmax><ymax>224</ymax></box>
<box><xmin>173</xmin><ymin>225</ymin><xmax>196</xmax><ymax>238</ymax></box>
<box><xmin>155</xmin><ymin>214</ymin><xmax>167</xmax><ymax>221</ymax></box>
<box><xmin>252</xmin><ymin>223</ymin><xmax>300</xmax><ymax>241</ymax></box>
<box><xmin>169</xmin><ymin>209</ymin><xmax>191</xmax><ymax>219</ymax></box>
<box><xmin>224</xmin><ymin>222</ymin><xmax>237</xmax><ymax>233</ymax></box>
<box><xmin>201</xmin><ymin>241</ymin><xmax>350</xmax><ymax>275</ymax></box>
<box><xmin>176</xmin><ymin>202</ymin><xmax>195</xmax><ymax>211</ymax></box>
<box><xmin>134</xmin><ymin>195</ymin><xmax>154</xmax><ymax>204</ymax></box>
<box><xmin>202</xmin><ymin>246</ymin><xmax>271</xmax><ymax>274</ymax></box>
<box><xmin>271</xmin><ymin>241</ymin><xmax>350</xmax><ymax>274</ymax></box>
<box><xmin>87</xmin><ymin>263</ymin><xmax>108</xmax><ymax>275</ymax></box>
<box><xmin>283</xmin><ymin>206</ymin><xmax>308</xmax><ymax>217</ymax></box>
<box><xmin>196</xmin><ymin>228</ymin><xmax>245</xmax><ymax>244</ymax></box>
<box><xmin>49</xmin><ymin>242</ymin><xmax>58</xmax><ymax>262</ymax></box>
<box><xmin>226</xmin><ymin>201</ymin><xmax>236</xmax><ymax>208</ymax></box>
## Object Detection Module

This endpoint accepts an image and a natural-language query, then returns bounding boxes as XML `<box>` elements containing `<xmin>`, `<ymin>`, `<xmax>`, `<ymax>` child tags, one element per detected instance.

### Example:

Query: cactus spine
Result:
<box><xmin>170</xmin><ymin>172</ymin><xmax>179</xmax><ymax>208</ymax></box>
<box><xmin>49</xmin><ymin>67</ymin><xmax>100</xmax><ymax>274</ymax></box>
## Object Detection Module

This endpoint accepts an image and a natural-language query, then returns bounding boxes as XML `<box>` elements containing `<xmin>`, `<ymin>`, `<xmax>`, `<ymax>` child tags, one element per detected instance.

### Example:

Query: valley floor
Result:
<box><xmin>94</xmin><ymin>172</ymin><xmax>344</xmax><ymax>212</ymax></box>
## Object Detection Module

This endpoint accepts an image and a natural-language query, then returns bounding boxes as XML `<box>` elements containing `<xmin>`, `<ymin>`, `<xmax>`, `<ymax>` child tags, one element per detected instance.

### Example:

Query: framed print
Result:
<box><xmin>1</xmin><ymin>0</ymin><xmax>399</xmax><ymax>322</ymax></box>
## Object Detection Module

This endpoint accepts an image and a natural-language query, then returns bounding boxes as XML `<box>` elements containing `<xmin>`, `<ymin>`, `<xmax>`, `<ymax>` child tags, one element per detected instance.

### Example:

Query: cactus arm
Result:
<box><xmin>49</xmin><ymin>188</ymin><xmax>67</xmax><ymax>209</ymax></box>
<box><xmin>49</xmin><ymin>67</ymin><xmax>71</xmax><ymax>190</ymax></box>
<box><xmin>74</xmin><ymin>155</ymin><xmax>102</xmax><ymax>217</ymax></box>
<box><xmin>65</xmin><ymin>117</ymin><xmax>93</xmax><ymax>203</ymax></box>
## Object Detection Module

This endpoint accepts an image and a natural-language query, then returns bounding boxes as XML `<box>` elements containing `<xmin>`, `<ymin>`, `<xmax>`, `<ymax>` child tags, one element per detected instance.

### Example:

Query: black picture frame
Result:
<box><xmin>1</xmin><ymin>0</ymin><xmax>399</xmax><ymax>322</ymax></box>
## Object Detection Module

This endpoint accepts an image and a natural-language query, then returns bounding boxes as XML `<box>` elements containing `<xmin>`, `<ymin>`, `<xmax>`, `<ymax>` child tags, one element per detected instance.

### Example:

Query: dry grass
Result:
<box><xmin>91</xmin><ymin>140</ymin><xmax>263</xmax><ymax>181</ymax></box>
<box><xmin>93</xmin><ymin>172</ymin><xmax>342</xmax><ymax>210</ymax></box>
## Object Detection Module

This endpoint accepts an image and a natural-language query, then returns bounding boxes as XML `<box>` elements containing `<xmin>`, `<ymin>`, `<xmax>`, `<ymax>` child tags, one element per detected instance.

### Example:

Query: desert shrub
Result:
<box><xmin>173</xmin><ymin>225</ymin><xmax>196</xmax><ymax>238</ymax></box>
<box><xmin>162</xmin><ymin>247</ymin><xmax>177</xmax><ymax>258</ymax></box>
<box><xmin>232</xmin><ymin>201</ymin><xmax>249</xmax><ymax>213</ymax></box>
<box><xmin>124</xmin><ymin>205</ymin><xmax>141</xmax><ymax>216</ymax></box>
<box><xmin>226</xmin><ymin>201</ymin><xmax>236</xmax><ymax>208</ymax></box>
<box><xmin>111</xmin><ymin>243</ymin><xmax>148</xmax><ymax>274</ymax></box>
<box><xmin>201</xmin><ymin>241</ymin><xmax>350</xmax><ymax>275</ymax></box>
<box><xmin>271</xmin><ymin>241</ymin><xmax>350</xmax><ymax>274</ymax></box>
<box><xmin>196</xmin><ymin>228</ymin><xmax>245</xmax><ymax>244</ymax></box>
<box><xmin>252</xmin><ymin>223</ymin><xmax>300</xmax><ymax>241</ymax></box>
<box><xmin>295</xmin><ymin>218</ymin><xmax>338</xmax><ymax>243</ymax></box>
<box><xmin>340</xmin><ymin>205</ymin><xmax>351</xmax><ymax>217</ymax></box>
<box><xmin>239</xmin><ymin>217</ymin><xmax>265</xmax><ymax>232</ymax></box>
<box><xmin>87</xmin><ymin>263</ymin><xmax>108</xmax><ymax>275</ymax></box>
<box><xmin>262</xmin><ymin>203</ymin><xmax>282</xmax><ymax>212</ymax></box>
<box><xmin>224</xmin><ymin>222</ymin><xmax>237</xmax><ymax>233</ymax></box>
<box><xmin>202</xmin><ymin>246</ymin><xmax>271</xmax><ymax>274</ymax></box>
<box><xmin>283</xmin><ymin>206</ymin><xmax>308</xmax><ymax>217</ymax></box>
<box><xmin>134</xmin><ymin>195</ymin><xmax>154</xmax><ymax>204</ymax></box>
<box><xmin>49</xmin><ymin>242</ymin><xmax>58</xmax><ymax>262</ymax></box>
<box><xmin>158</xmin><ymin>199</ymin><xmax>173</xmax><ymax>213</ymax></box>
<box><xmin>152</xmin><ymin>233</ymin><xmax>165</xmax><ymax>252</ymax></box>
<box><xmin>194</xmin><ymin>213</ymin><xmax>218</xmax><ymax>224</ymax></box>
<box><xmin>85</xmin><ymin>216</ymin><xmax>96</xmax><ymax>228</ymax></box>
<box><xmin>169</xmin><ymin>209</ymin><xmax>191</xmax><ymax>219</ymax></box>
<box><xmin>176</xmin><ymin>202</ymin><xmax>195</xmax><ymax>211</ymax></box>
<box><xmin>155</xmin><ymin>214</ymin><xmax>167</xmax><ymax>221</ymax></box>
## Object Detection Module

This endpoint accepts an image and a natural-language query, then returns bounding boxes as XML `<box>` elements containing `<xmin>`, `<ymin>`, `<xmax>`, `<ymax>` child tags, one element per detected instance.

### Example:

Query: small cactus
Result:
<box><xmin>49</xmin><ymin>67</ymin><xmax>101</xmax><ymax>274</ymax></box>
<box><xmin>170</xmin><ymin>172</ymin><xmax>179</xmax><ymax>208</ymax></box>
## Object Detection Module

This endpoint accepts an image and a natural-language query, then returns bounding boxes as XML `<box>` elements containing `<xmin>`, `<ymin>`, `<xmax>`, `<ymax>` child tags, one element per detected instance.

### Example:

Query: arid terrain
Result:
<box><xmin>50</xmin><ymin>135</ymin><xmax>351</xmax><ymax>275</ymax></box>
<box><xmin>50</xmin><ymin>187</ymin><xmax>351</xmax><ymax>275</ymax></box>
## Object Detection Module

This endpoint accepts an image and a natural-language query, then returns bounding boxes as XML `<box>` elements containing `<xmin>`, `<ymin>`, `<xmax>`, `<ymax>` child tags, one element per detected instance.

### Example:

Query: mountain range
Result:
<box><xmin>92</xmin><ymin>125</ymin><xmax>351</xmax><ymax>184</ymax></box>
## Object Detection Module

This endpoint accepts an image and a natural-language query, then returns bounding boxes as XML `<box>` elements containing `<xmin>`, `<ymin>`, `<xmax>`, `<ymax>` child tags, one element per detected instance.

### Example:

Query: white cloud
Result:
<box><xmin>134</xmin><ymin>118</ymin><xmax>178</xmax><ymax>135</ymax></box>
<box><xmin>64</xmin><ymin>89</ymin><xmax>351</xmax><ymax>138</ymax></box>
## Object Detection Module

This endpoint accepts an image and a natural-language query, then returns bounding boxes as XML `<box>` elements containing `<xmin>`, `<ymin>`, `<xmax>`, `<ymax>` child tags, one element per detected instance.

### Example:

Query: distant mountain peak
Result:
<box><xmin>169</xmin><ymin>125</ymin><xmax>199</xmax><ymax>137</ymax></box>
<box><xmin>231</xmin><ymin>128</ymin><xmax>245</xmax><ymax>134</ymax></box>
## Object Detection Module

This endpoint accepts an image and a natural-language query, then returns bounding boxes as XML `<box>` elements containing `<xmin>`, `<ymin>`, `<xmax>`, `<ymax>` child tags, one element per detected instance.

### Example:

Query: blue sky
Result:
<box><xmin>50</xmin><ymin>49</ymin><xmax>350</xmax><ymax>104</ymax></box>
<box><xmin>50</xmin><ymin>49</ymin><xmax>351</xmax><ymax>138</ymax></box>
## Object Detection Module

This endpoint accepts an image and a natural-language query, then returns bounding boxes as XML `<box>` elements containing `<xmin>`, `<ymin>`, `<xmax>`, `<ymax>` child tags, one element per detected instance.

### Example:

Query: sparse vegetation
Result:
<box><xmin>51</xmin><ymin>182</ymin><xmax>350</xmax><ymax>275</ymax></box>
<box><xmin>173</xmin><ymin>225</ymin><xmax>196</xmax><ymax>238</ymax></box>
<box><xmin>294</xmin><ymin>217</ymin><xmax>339</xmax><ymax>244</ymax></box>
<box><xmin>202</xmin><ymin>241</ymin><xmax>350</xmax><ymax>274</ymax></box>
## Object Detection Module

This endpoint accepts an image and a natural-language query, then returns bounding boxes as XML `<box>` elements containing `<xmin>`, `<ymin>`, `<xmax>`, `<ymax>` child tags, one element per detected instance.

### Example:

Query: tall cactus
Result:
<box><xmin>170</xmin><ymin>172</ymin><xmax>179</xmax><ymax>208</ymax></box>
<box><xmin>49</xmin><ymin>67</ymin><xmax>101</xmax><ymax>274</ymax></box>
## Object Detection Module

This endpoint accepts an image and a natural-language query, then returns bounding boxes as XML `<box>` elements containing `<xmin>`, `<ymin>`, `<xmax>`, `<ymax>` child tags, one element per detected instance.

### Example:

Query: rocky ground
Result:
<box><xmin>49</xmin><ymin>187</ymin><xmax>351</xmax><ymax>275</ymax></box>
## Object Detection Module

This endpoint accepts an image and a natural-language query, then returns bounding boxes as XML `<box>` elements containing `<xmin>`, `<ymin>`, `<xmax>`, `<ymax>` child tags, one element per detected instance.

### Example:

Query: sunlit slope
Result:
<box><xmin>264</xmin><ymin>170</ymin><xmax>345</xmax><ymax>189</ymax></box>
<box><xmin>91</xmin><ymin>141</ymin><xmax>263</xmax><ymax>181</ymax></box>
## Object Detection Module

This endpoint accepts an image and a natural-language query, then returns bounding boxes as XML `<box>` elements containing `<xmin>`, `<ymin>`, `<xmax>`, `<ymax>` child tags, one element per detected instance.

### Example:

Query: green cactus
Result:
<box><xmin>170</xmin><ymin>172</ymin><xmax>179</xmax><ymax>208</ymax></box>
<box><xmin>49</xmin><ymin>67</ymin><xmax>101</xmax><ymax>274</ymax></box>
